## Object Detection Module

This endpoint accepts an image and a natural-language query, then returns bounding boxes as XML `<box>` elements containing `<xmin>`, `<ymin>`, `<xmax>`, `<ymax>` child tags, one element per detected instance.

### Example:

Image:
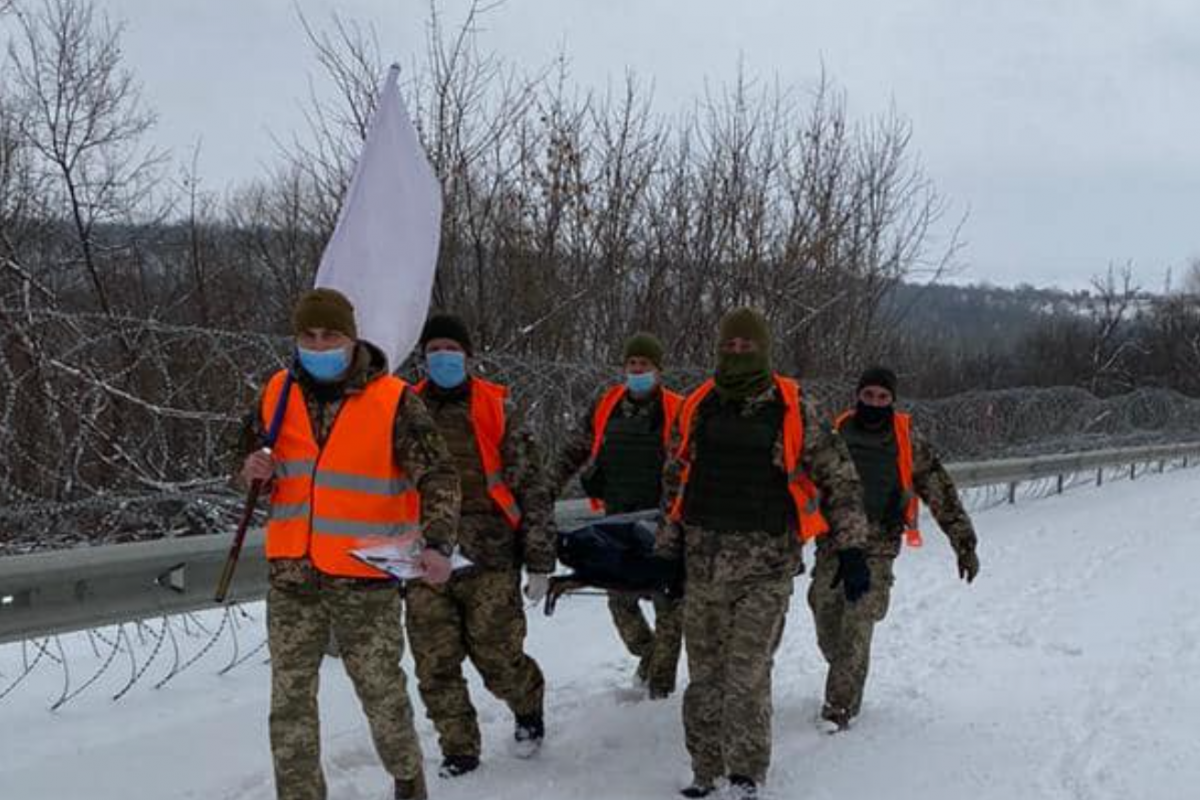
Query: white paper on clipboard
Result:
<box><xmin>350</xmin><ymin>541</ymin><xmax>474</xmax><ymax>581</ymax></box>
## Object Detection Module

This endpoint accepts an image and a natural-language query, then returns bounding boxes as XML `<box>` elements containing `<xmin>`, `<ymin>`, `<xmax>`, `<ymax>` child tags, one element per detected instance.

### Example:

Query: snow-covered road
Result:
<box><xmin>3</xmin><ymin>467</ymin><xmax>1198</xmax><ymax>800</ymax></box>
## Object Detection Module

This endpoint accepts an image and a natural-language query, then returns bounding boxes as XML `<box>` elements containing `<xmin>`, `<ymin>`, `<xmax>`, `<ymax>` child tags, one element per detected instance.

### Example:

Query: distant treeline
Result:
<box><xmin>882</xmin><ymin>273</ymin><xmax>1200</xmax><ymax>399</ymax></box>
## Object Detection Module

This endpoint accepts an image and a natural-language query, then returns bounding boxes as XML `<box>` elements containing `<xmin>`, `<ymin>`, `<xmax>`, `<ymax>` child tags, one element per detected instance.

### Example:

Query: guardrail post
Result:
<box><xmin>1056</xmin><ymin>474</ymin><xmax>1064</xmax><ymax>494</ymax></box>
<box><xmin>1130</xmin><ymin>462</ymin><xmax>1137</xmax><ymax>480</ymax></box>
<box><xmin>1158</xmin><ymin>459</ymin><xmax>1165</xmax><ymax>473</ymax></box>
<box><xmin>1007</xmin><ymin>481</ymin><xmax>1017</xmax><ymax>504</ymax></box>
<box><xmin>1096</xmin><ymin>467</ymin><xmax>1103</xmax><ymax>487</ymax></box>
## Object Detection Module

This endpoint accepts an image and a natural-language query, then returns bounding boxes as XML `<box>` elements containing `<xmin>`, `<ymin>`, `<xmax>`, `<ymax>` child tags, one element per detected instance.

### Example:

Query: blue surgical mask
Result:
<box><xmin>297</xmin><ymin>346</ymin><xmax>352</xmax><ymax>383</ymax></box>
<box><xmin>427</xmin><ymin>351</ymin><xmax>467</xmax><ymax>389</ymax></box>
<box><xmin>625</xmin><ymin>371</ymin><xmax>658</xmax><ymax>396</ymax></box>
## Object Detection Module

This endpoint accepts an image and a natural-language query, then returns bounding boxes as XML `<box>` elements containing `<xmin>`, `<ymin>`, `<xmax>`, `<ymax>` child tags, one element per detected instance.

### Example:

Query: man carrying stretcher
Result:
<box><xmin>552</xmin><ymin>333</ymin><xmax>685</xmax><ymax>700</ymax></box>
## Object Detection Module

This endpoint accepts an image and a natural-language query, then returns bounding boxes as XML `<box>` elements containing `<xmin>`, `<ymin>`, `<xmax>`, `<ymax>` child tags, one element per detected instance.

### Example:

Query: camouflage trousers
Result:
<box><xmin>608</xmin><ymin>591</ymin><xmax>685</xmax><ymax>694</ymax></box>
<box><xmin>682</xmin><ymin>574</ymin><xmax>792</xmax><ymax>785</ymax></box>
<box><xmin>267</xmin><ymin>580</ymin><xmax>424</xmax><ymax>800</ymax></box>
<box><xmin>405</xmin><ymin>568</ymin><xmax>545</xmax><ymax>758</ymax></box>
<box><xmin>806</xmin><ymin>547</ymin><xmax>896</xmax><ymax>720</ymax></box>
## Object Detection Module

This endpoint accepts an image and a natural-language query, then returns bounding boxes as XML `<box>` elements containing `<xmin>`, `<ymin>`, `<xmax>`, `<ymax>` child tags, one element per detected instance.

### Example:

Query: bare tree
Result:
<box><xmin>174</xmin><ymin>143</ymin><xmax>218</xmax><ymax>325</ymax></box>
<box><xmin>1086</xmin><ymin>264</ymin><xmax>1142</xmax><ymax>394</ymax></box>
<box><xmin>6</xmin><ymin>0</ymin><xmax>166</xmax><ymax>313</ymax></box>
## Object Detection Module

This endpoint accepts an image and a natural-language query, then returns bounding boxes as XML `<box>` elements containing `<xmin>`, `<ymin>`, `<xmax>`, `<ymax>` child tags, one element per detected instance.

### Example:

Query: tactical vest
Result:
<box><xmin>669</xmin><ymin>376</ymin><xmax>828</xmax><ymax>541</ymax></box>
<box><xmin>835</xmin><ymin>409</ymin><xmax>922</xmax><ymax>548</ymax></box>
<box><xmin>838</xmin><ymin>419</ymin><xmax>902</xmax><ymax>526</ymax></box>
<box><xmin>596</xmin><ymin>404</ymin><xmax>667</xmax><ymax>514</ymax></box>
<box><xmin>585</xmin><ymin>384</ymin><xmax>682</xmax><ymax>513</ymax></box>
<box><xmin>682</xmin><ymin>396</ymin><xmax>793</xmax><ymax>534</ymax></box>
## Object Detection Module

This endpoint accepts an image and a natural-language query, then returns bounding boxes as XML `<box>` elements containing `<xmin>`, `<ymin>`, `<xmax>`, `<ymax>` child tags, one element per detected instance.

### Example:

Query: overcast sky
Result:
<box><xmin>21</xmin><ymin>0</ymin><xmax>1200</xmax><ymax>289</ymax></box>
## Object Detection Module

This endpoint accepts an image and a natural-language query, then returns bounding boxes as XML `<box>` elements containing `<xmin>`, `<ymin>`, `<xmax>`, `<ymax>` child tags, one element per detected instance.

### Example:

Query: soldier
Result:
<box><xmin>656</xmin><ymin>308</ymin><xmax>873</xmax><ymax>800</ymax></box>
<box><xmin>237</xmin><ymin>288</ymin><xmax>461</xmax><ymax>800</ymax></box>
<box><xmin>808</xmin><ymin>366</ymin><xmax>980</xmax><ymax>731</ymax></box>
<box><xmin>404</xmin><ymin>313</ymin><xmax>557</xmax><ymax>779</ymax></box>
<box><xmin>552</xmin><ymin>333</ymin><xmax>685</xmax><ymax>699</ymax></box>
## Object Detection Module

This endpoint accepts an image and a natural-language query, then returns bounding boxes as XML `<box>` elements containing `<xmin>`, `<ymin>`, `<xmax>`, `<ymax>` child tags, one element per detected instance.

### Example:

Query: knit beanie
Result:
<box><xmin>623</xmin><ymin>332</ymin><xmax>665</xmax><ymax>369</ymax></box>
<box><xmin>420</xmin><ymin>313</ymin><xmax>474</xmax><ymax>355</ymax></box>
<box><xmin>291</xmin><ymin>288</ymin><xmax>357</xmax><ymax>339</ymax></box>
<box><xmin>856</xmin><ymin>366</ymin><xmax>899</xmax><ymax>397</ymax></box>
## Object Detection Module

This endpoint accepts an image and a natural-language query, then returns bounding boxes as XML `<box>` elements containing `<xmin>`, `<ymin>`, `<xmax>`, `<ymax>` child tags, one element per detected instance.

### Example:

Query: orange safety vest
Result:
<box><xmin>835</xmin><ymin>409</ymin><xmax>923</xmax><ymax>548</ymax></box>
<box><xmin>668</xmin><ymin>375</ymin><xmax>829</xmax><ymax>541</ymax></box>
<box><xmin>262</xmin><ymin>370</ymin><xmax>421</xmax><ymax>579</ymax></box>
<box><xmin>584</xmin><ymin>383</ymin><xmax>684</xmax><ymax>513</ymax></box>
<box><xmin>415</xmin><ymin>377</ymin><xmax>524</xmax><ymax>530</ymax></box>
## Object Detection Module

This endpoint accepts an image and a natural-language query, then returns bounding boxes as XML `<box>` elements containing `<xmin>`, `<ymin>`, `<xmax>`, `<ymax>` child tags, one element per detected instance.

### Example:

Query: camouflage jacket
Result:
<box><xmin>236</xmin><ymin>342</ymin><xmax>461</xmax><ymax>587</ymax></box>
<box><xmin>830</xmin><ymin>415</ymin><xmax>978</xmax><ymax>559</ymax></box>
<box><xmin>420</xmin><ymin>379</ymin><xmax>557</xmax><ymax>574</ymax></box>
<box><xmin>656</xmin><ymin>381</ymin><xmax>871</xmax><ymax>584</ymax></box>
<box><xmin>911</xmin><ymin>427</ymin><xmax>977</xmax><ymax>552</ymax></box>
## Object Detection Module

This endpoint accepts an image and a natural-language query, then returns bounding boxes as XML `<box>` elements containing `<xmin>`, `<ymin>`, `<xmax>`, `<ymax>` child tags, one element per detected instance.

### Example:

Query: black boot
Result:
<box><xmin>728</xmin><ymin>774</ymin><xmax>757</xmax><ymax>799</ymax></box>
<box><xmin>513</xmin><ymin>713</ymin><xmax>544</xmax><ymax>758</ymax></box>
<box><xmin>438</xmin><ymin>754</ymin><xmax>480</xmax><ymax>778</ymax></box>
<box><xmin>679</xmin><ymin>783</ymin><xmax>715</xmax><ymax>798</ymax></box>
<box><xmin>820</xmin><ymin>702</ymin><xmax>853</xmax><ymax>732</ymax></box>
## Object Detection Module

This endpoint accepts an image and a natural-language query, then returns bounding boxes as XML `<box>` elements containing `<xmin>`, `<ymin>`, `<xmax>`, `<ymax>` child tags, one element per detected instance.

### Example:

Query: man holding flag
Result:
<box><xmin>238</xmin><ymin>289</ymin><xmax>460</xmax><ymax>800</ymax></box>
<box><xmin>233</xmin><ymin>64</ymin><xmax>453</xmax><ymax>800</ymax></box>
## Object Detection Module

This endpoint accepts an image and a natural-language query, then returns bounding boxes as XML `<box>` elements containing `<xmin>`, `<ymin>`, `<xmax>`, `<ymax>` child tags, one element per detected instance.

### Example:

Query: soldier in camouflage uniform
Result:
<box><xmin>552</xmin><ymin>332</ymin><xmax>685</xmax><ymax>699</ymax></box>
<box><xmin>403</xmin><ymin>313</ymin><xmax>557</xmax><ymax>779</ymax></box>
<box><xmin>656</xmin><ymin>308</ymin><xmax>873</xmax><ymax>800</ymax></box>
<box><xmin>237</xmin><ymin>289</ymin><xmax>461</xmax><ymax>800</ymax></box>
<box><xmin>808</xmin><ymin>366</ymin><xmax>979</xmax><ymax>731</ymax></box>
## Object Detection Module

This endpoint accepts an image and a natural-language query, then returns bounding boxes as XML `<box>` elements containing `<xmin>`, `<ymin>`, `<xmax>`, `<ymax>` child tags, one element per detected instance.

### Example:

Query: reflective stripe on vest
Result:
<box><xmin>585</xmin><ymin>384</ymin><xmax>684</xmax><ymax>513</ymax></box>
<box><xmin>669</xmin><ymin>375</ymin><xmax>829</xmax><ymax>541</ymax></box>
<box><xmin>835</xmin><ymin>409</ymin><xmax>923</xmax><ymax>548</ymax></box>
<box><xmin>261</xmin><ymin>370</ymin><xmax>420</xmax><ymax>578</ymax></box>
<box><xmin>415</xmin><ymin>377</ymin><xmax>524</xmax><ymax>530</ymax></box>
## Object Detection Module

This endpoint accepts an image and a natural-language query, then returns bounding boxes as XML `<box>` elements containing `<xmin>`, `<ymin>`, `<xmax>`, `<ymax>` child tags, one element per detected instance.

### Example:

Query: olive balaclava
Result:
<box><xmin>714</xmin><ymin>307</ymin><xmax>773</xmax><ymax>401</ymax></box>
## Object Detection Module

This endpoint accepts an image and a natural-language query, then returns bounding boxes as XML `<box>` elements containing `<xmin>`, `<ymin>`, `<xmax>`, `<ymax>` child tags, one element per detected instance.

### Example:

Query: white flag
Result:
<box><xmin>315</xmin><ymin>64</ymin><xmax>442</xmax><ymax>371</ymax></box>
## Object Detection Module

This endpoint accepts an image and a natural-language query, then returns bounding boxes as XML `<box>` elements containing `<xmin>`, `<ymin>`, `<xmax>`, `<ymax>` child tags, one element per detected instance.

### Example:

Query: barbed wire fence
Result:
<box><xmin>0</xmin><ymin>603</ymin><xmax>268</xmax><ymax>710</ymax></box>
<box><xmin>5</xmin><ymin>306</ymin><xmax>1200</xmax><ymax>556</ymax></box>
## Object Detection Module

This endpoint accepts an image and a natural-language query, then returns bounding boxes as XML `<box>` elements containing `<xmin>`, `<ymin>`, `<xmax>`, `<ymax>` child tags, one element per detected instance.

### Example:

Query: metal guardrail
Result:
<box><xmin>945</xmin><ymin>441</ymin><xmax>1200</xmax><ymax>497</ymax></box>
<box><xmin>2</xmin><ymin>443</ymin><xmax>1199</xmax><ymax>645</ymax></box>
<box><xmin>0</xmin><ymin>500</ymin><xmax>597</xmax><ymax>645</ymax></box>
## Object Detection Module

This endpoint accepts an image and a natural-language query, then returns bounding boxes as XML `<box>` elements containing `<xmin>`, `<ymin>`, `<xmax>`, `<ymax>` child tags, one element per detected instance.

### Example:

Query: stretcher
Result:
<box><xmin>544</xmin><ymin>510</ymin><xmax>683</xmax><ymax>616</ymax></box>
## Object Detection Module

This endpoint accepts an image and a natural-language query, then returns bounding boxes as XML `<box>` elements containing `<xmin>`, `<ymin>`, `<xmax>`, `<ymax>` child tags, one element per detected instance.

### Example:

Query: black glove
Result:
<box><xmin>831</xmin><ymin>548</ymin><xmax>871</xmax><ymax>603</ymax></box>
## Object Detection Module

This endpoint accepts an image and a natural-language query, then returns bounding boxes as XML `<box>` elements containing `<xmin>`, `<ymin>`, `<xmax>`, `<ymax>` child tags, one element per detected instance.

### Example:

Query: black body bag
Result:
<box><xmin>555</xmin><ymin>510</ymin><xmax>683</xmax><ymax>597</ymax></box>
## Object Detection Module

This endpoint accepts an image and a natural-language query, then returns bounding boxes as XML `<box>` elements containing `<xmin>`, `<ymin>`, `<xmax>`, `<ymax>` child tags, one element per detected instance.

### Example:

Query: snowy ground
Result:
<box><xmin>3</xmin><ymin>466</ymin><xmax>1199</xmax><ymax>800</ymax></box>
